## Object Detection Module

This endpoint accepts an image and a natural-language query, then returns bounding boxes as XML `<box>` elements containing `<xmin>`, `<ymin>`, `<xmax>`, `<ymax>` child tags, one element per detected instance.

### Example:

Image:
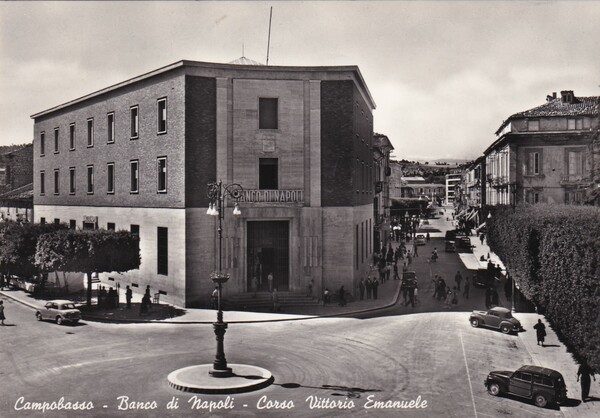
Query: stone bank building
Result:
<box><xmin>32</xmin><ymin>60</ymin><xmax>379</xmax><ymax>307</ymax></box>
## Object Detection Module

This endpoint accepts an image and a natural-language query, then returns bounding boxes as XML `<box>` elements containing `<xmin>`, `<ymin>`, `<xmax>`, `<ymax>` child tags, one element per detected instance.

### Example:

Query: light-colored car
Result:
<box><xmin>415</xmin><ymin>234</ymin><xmax>426</xmax><ymax>245</ymax></box>
<box><xmin>36</xmin><ymin>299</ymin><xmax>81</xmax><ymax>325</ymax></box>
<box><xmin>469</xmin><ymin>306</ymin><xmax>521</xmax><ymax>334</ymax></box>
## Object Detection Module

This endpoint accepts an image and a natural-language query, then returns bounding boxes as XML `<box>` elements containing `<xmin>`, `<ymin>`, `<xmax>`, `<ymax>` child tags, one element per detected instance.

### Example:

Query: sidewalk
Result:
<box><xmin>0</xmin><ymin>276</ymin><xmax>402</xmax><ymax>324</ymax></box>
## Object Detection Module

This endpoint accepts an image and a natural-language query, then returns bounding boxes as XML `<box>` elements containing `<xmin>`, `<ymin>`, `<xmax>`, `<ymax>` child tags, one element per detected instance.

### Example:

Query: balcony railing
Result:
<box><xmin>560</xmin><ymin>175</ymin><xmax>587</xmax><ymax>186</ymax></box>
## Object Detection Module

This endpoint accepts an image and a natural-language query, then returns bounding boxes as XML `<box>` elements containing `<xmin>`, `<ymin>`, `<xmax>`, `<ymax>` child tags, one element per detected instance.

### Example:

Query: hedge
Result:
<box><xmin>487</xmin><ymin>204</ymin><xmax>600</xmax><ymax>370</ymax></box>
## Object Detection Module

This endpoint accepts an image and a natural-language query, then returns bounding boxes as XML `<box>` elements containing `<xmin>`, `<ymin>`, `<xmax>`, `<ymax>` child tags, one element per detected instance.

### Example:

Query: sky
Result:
<box><xmin>1</xmin><ymin>1</ymin><xmax>599</xmax><ymax>161</ymax></box>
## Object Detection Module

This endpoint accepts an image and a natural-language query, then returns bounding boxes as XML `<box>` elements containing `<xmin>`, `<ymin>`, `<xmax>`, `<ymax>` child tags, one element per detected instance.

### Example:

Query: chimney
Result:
<box><xmin>561</xmin><ymin>90</ymin><xmax>574</xmax><ymax>104</ymax></box>
<box><xmin>546</xmin><ymin>92</ymin><xmax>557</xmax><ymax>102</ymax></box>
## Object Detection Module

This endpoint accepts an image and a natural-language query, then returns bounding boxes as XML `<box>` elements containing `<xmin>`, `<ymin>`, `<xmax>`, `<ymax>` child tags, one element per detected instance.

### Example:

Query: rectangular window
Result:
<box><xmin>87</xmin><ymin>118</ymin><xmax>94</xmax><ymax>147</ymax></box>
<box><xmin>130</xmin><ymin>106</ymin><xmax>139</xmax><ymax>138</ymax></box>
<box><xmin>157</xmin><ymin>98</ymin><xmax>167</xmax><ymax>134</ymax></box>
<box><xmin>107</xmin><ymin>222</ymin><xmax>115</xmax><ymax>231</ymax></box>
<box><xmin>526</xmin><ymin>152</ymin><xmax>540</xmax><ymax>175</ymax></box>
<box><xmin>567</xmin><ymin>118</ymin><xmax>583</xmax><ymax>130</ymax></box>
<box><xmin>40</xmin><ymin>132</ymin><xmax>45</xmax><ymax>156</ymax></box>
<box><xmin>567</xmin><ymin>151</ymin><xmax>583</xmax><ymax>177</ymax></box>
<box><xmin>40</xmin><ymin>171</ymin><xmax>45</xmax><ymax>195</ymax></box>
<box><xmin>107</xmin><ymin>162</ymin><xmax>115</xmax><ymax>194</ymax></box>
<box><xmin>130</xmin><ymin>160</ymin><xmax>139</xmax><ymax>193</ymax></box>
<box><xmin>107</xmin><ymin>112</ymin><xmax>115</xmax><ymax>143</ymax></box>
<box><xmin>69</xmin><ymin>167</ymin><xmax>76</xmax><ymax>194</ymax></box>
<box><xmin>54</xmin><ymin>218</ymin><xmax>60</xmax><ymax>225</ymax></box>
<box><xmin>54</xmin><ymin>128</ymin><xmax>60</xmax><ymax>153</ymax></box>
<box><xmin>53</xmin><ymin>169</ymin><xmax>59</xmax><ymax>195</ymax></box>
<box><xmin>527</xmin><ymin>120</ymin><xmax>539</xmax><ymax>131</ymax></box>
<box><xmin>526</xmin><ymin>190</ymin><xmax>540</xmax><ymax>204</ymax></box>
<box><xmin>69</xmin><ymin>123</ymin><xmax>75</xmax><ymax>150</ymax></box>
<box><xmin>157</xmin><ymin>227</ymin><xmax>168</xmax><ymax>275</ymax></box>
<box><xmin>69</xmin><ymin>220</ymin><xmax>76</xmax><ymax>229</ymax></box>
<box><xmin>40</xmin><ymin>217</ymin><xmax>46</xmax><ymax>225</ymax></box>
<box><xmin>87</xmin><ymin>165</ymin><xmax>94</xmax><ymax>194</ymax></box>
<box><xmin>259</xmin><ymin>158</ymin><xmax>278</xmax><ymax>189</ymax></box>
<box><xmin>259</xmin><ymin>98</ymin><xmax>278</xmax><ymax>129</ymax></box>
<box><xmin>130</xmin><ymin>224</ymin><xmax>140</xmax><ymax>235</ymax></box>
<box><xmin>157</xmin><ymin>157</ymin><xmax>167</xmax><ymax>193</ymax></box>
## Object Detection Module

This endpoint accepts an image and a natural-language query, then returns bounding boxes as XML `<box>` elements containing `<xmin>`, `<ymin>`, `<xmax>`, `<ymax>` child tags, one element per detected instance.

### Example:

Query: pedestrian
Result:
<box><xmin>0</xmin><ymin>300</ymin><xmax>5</xmax><ymax>325</ymax></box>
<box><xmin>140</xmin><ymin>293</ymin><xmax>149</xmax><ymax>315</ymax></box>
<box><xmin>267</xmin><ymin>272</ymin><xmax>274</xmax><ymax>292</ymax></box>
<box><xmin>437</xmin><ymin>278</ymin><xmax>446</xmax><ymax>301</ymax></box>
<box><xmin>338</xmin><ymin>286</ymin><xmax>347</xmax><ymax>307</ymax></box>
<box><xmin>365</xmin><ymin>277</ymin><xmax>372</xmax><ymax>299</ymax></box>
<box><xmin>307</xmin><ymin>278</ymin><xmax>314</xmax><ymax>297</ymax></box>
<box><xmin>0</xmin><ymin>274</ymin><xmax>4</xmax><ymax>291</ymax></box>
<box><xmin>445</xmin><ymin>288</ymin><xmax>454</xmax><ymax>309</ymax></box>
<box><xmin>385</xmin><ymin>263</ymin><xmax>391</xmax><ymax>282</ymax></box>
<box><xmin>431</xmin><ymin>248</ymin><xmax>438</xmax><ymax>262</ymax></box>
<box><xmin>372</xmin><ymin>277</ymin><xmax>379</xmax><ymax>300</ymax></box>
<box><xmin>454</xmin><ymin>271</ymin><xmax>462</xmax><ymax>291</ymax></box>
<box><xmin>210</xmin><ymin>286</ymin><xmax>219</xmax><ymax>310</ymax></box>
<box><xmin>480</xmin><ymin>233</ymin><xmax>485</xmax><ymax>245</ymax></box>
<box><xmin>413</xmin><ymin>243</ymin><xmax>419</xmax><ymax>257</ymax></box>
<box><xmin>413</xmin><ymin>285</ymin><xmax>419</xmax><ymax>305</ymax></box>
<box><xmin>426</xmin><ymin>232</ymin><xmax>430</xmax><ymax>242</ymax></box>
<box><xmin>407</xmin><ymin>251</ymin><xmax>412</xmax><ymax>266</ymax></box>
<box><xmin>144</xmin><ymin>285</ymin><xmax>153</xmax><ymax>310</ymax></box>
<box><xmin>463</xmin><ymin>276</ymin><xmax>470</xmax><ymax>299</ymax></box>
<box><xmin>358</xmin><ymin>279</ymin><xmax>365</xmax><ymax>301</ymax></box>
<box><xmin>125</xmin><ymin>285</ymin><xmax>132</xmax><ymax>309</ymax></box>
<box><xmin>271</xmin><ymin>288</ymin><xmax>280</xmax><ymax>312</ymax></box>
<box><xmin>393</xmin><ymin>263</ymin><xmax>400</xmax><ymax>280</ymax></box>
<box><xmin>533</xmin><ymin>319</ymin><xmax>546</xmax><ymax>346</ymax></box>
<box><xmin>577</xmin><ymin>362</ymin><xmax>596</xmax><ymax>402</ymax></box>
<box><xmin>323</xmin><ymin>288</ymin><xmax>330</xmax><ymax>303</ymax></box>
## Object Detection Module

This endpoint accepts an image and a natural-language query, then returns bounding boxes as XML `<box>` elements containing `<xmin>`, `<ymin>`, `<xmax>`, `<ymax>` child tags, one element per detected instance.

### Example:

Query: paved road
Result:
<box><xmin>0</xmin><ymin>294</ymin><xmax>569</xmax><ymax>418</ymax></box>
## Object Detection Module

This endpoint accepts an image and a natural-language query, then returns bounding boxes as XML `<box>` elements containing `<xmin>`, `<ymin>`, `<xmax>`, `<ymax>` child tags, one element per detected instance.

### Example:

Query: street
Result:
<box><xmin>0</xmin><ymin>293</ymin><xmax>568</xmax><ymax>418</ymax></box>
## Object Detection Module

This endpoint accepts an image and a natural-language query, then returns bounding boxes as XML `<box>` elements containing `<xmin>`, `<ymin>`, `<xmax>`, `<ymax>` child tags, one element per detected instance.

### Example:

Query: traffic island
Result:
<box><xmin>167</xmin><ymin>364</ymin><xmax>274</xmax><ymax>394</ymax></box>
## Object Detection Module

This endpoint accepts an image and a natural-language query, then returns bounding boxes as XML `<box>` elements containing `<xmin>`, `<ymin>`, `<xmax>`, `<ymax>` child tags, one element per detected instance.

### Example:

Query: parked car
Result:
<box><xmin>445</xmin><ymin>240</ymin><xmax>456</xmax><ymax>252</ymax></box>
<box><xmin>469</xmin><ymin>306</ymin><xmax>521</xmax><ymax>334</ymax></box>
<box><xmin>35</xmin><ymin>300</ymin><xmax>81</xmax><ymax>325</ymax></box>
<box><xmin>484</xmin><ymin>365</ymin><xmax>567</xmax><ymax>408</ymax></box>
<box><xmin>414</xmin><ymin>234</ymin><xmax>426</xmax><ymax>245</ymax></box>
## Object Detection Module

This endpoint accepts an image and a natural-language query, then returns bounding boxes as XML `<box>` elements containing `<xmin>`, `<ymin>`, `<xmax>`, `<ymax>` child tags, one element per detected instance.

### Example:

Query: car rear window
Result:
<box><xmin>61</xmin><ymin>303</ymin><xmax>76</xmax><ymax>309</ymax></box>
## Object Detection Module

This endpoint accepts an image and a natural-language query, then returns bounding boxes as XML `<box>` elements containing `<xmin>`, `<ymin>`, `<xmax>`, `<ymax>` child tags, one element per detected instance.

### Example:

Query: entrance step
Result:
<box><xmin>223</xmin><ymin>292</ymin><xmax>320</xmax><ymax>311</ymax></box>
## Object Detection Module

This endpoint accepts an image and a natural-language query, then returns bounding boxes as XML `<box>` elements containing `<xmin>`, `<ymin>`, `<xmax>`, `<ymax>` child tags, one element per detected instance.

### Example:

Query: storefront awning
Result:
<box><xmin>475</xmin><ymin>222</ymin><xmax>486</xmax><ymax>232</ymax></box>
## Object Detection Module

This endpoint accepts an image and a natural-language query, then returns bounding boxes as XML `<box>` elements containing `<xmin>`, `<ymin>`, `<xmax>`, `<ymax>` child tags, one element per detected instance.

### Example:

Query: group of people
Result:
<box><xmin>357</xmin><ymin>277</ymin><xmax>380</xmax><ymax>300</ymax></box>
<box><xmin>97</xmin><ymin>286</ymin><xmax>119</xmax><ymax>309</ymax></box>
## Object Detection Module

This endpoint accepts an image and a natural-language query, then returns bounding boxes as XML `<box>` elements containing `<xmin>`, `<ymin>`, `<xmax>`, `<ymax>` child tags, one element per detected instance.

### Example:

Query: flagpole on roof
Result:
<box><xmin>266</xmin><ymin>7</ymin><xmax>273</xmax><ymax>66</ymax></box>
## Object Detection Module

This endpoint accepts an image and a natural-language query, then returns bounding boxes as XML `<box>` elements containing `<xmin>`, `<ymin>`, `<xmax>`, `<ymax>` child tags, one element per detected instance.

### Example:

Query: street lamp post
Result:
<box><xmin>206</xmin><ymin>180</ymin><xmax>243</xmax><ymax>378</ymax></box>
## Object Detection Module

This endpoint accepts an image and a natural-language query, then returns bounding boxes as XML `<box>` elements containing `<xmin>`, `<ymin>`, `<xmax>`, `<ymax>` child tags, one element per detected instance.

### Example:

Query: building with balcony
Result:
<box><xmin>486</xmin><ymin>90</ymin><xmax>599</xmax><ymax>206</ymax></box>
<box><xmin>372</xmin><ymin>133</ymin><xmax>394</xmax><ymax>252</ymax></box>
<box><xmin>32</xmin><ymin>59</ymin><xmax>377</xmax><ymax>307</ymax></box>
<box><xmin>445</xmin><ymin>172</ymin><xmax>463</xmax><ymax>205</ymax></box>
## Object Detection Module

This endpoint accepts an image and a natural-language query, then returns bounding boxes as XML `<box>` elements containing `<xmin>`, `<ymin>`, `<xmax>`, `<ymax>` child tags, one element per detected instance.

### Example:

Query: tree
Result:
<box><xmin>0</xmin><ymin>221</ymin><xmax>67</xmax><ymax>279</ymax></box>
<box><xmin>35</xmin><ymin>229</ymin><xmax>140</xmax><ymax>306</ymax></box>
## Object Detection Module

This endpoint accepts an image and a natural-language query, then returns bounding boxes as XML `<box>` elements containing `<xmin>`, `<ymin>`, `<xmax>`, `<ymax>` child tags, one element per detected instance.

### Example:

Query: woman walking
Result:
<box><xmin>0</xmin><ymin>300</ymin><xmax>5</xmax><ymax>325</ymax></box>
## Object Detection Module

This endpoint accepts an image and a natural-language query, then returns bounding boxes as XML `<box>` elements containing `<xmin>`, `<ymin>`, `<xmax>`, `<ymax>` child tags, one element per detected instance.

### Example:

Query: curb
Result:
<box><xmin>1</xmin><ymin>282</ymin><xmax>402</xmax><ymax>325</ymax></box>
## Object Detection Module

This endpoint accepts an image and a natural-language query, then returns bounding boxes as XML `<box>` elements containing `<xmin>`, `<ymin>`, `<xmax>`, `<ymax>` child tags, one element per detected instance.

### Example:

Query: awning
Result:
<box><xmin>475</xmin><ymin>222</ymin><xmax>486</xmax><ymax>232</ymax></box>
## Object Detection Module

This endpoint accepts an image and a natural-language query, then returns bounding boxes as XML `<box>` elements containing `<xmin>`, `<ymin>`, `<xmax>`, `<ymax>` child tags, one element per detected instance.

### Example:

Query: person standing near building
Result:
<box><xmin>365</xmin><ymin>277</ymin><xmax>372</xmax><ymax>299</ymax></box>
<box><xmin>251</xmin><ymin>276</ymin><xmax>258</xmax><ymax>298</ymax></box>
<box><xmin>267</xmin><ymin>272</ymin><xmax>274</xmax><ymax>293</ymax></box>
<box><xmin>125</xmin><ymin>285</ymin><xmax>132</xmax><ymax>309</ymax></box>
<box><xmin>413</xmin><ymin>242</ymin><xmax>419</xmax><ymax>257</ymax></box>
<box><xmin>272</xmin><ymin>288</ymin><xmax>280</xmax><ymax>312</ymax></box>
<box><xmin>358</xmin><ymin>279</ymin><xmax>365</xmax><ymax>301</ymax></box>
<box><xmin>307</xmin><ymin>278</ymin><xmax>314</xmax><ymax>298</ymax></box>
<box><xmin>372</xmin><ymin>277</ymin><xmax>379</xmax><ymax>300</ymax></box>
<box><xmin>577</xmin><ymin>362</ymin><xmax>596</xmax><ymax>402</ymax></box>
<box><xmin>338</xmin><ymin>286</ymin><xmax>346</xmax><ymax>307</ymax></box>
<box><xmin>533</xmin><ymin>319</ymin><xmax>546</xmax><ymax>346</ymax></box>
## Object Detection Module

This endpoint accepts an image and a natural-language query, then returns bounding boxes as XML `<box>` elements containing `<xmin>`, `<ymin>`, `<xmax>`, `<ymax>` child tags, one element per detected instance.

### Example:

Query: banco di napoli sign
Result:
<box><xmin>238</xmin><ymin>190</ymin><xmax>304</xmax><ymax>204</ymax></box>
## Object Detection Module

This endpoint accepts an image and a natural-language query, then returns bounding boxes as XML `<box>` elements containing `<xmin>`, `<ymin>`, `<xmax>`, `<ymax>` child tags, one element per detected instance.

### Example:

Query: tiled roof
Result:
<box><xmin>497</xmin><ymin>95</ymin><xmax>600</xmax><ymax>134</ymax></box>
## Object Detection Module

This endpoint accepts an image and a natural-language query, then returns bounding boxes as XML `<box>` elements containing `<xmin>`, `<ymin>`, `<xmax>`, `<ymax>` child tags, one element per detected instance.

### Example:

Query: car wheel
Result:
<box><xmin>470</xmin><ymin>318</ymin><xmax>480</xmax><ymax>327</ymax></box>
<box><xmin>36</xmin><ymin>312</ymin><xmax>42</xmax><ymax>321</ymax></box>
<box><xmin>56</xmin><ymin>316</ymin><xmax>63</xmax><ymax>325</ymax></box>
<box><xmin>500</xmin><ymin>324</ymin><xmax>511</xmax><ymax>334</ymax></box>
<box><xmin>488</xmin><ymin>383</ymin><xmax>501</xmax><ymax>396</ymax></box>
<box><xmin>534</xmin><ymin>393</ymin><xmax>548</xmax><ymax>408</ymax></box>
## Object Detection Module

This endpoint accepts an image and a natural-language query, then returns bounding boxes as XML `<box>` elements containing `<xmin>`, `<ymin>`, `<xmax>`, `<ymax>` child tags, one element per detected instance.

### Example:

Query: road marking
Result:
<box><xmin>459</xmin><ymin>331</ymin><xmax>478</xmax><ymax>418</ymax></box>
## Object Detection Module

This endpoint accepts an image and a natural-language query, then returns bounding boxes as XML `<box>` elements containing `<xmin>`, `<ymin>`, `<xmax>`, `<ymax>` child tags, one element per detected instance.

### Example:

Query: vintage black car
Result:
<box><xmin>484</xmin><ymin>365</ymin><xmax>567</xmax><ymax>408</ymax></box>
<box><xmin>469</xmin><ymin>306</ymin><xmax>521</xmax><ymax>334</ymax></box>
